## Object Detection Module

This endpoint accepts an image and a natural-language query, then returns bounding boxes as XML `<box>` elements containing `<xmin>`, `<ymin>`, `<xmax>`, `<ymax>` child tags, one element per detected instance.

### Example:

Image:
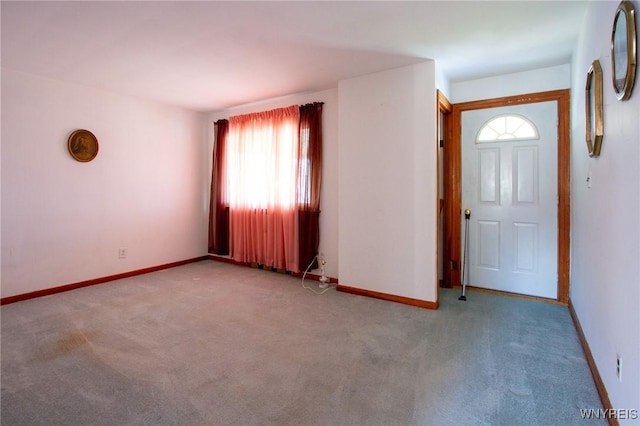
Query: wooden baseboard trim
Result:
<box><xmin>0</xmin><ymin>256</ymin><xmax>210</xmax><ymax>306</ymax></box>
<box><xmin>291</xmin><ymin>271</ymin><xmax>339</xmax><ymax>285</ymax></box>
<box><xmin>208</xmin><ymin>253</ymin><xmax>251</xmax><ymax>267</ymax></box>
<box><xmin>208</xmin><ymin>254</ymin><xmax>339</xmax><ymax>284</ymax></box>
<box><xmin>337</xmin><ymin>284</ymin><xmax>439</xmax><ymax>310</ymax></box>
<box><xmin>568</xmin><ymin>299</ymin><xmax>617</xmax><ymax>426</ymax></box>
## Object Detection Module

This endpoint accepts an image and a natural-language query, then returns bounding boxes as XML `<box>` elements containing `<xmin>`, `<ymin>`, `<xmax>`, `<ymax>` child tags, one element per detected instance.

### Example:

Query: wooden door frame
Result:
<box><xmin>444</xmin><ymin>89</ymin><xmax>570</xmax><ymax>303</ymax></box>
<box><xmin>437</xmin><ymin>91</ymin><xmax>453</xmax><ymax>290</ymax></box>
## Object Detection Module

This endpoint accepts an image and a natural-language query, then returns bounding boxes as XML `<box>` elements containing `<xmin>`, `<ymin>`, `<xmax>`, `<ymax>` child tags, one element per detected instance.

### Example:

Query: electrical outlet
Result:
<box><xmin>118</xmin><ymin>248</ymin><xmax>127</xmax><ymax>259</ymax></box>
<box><xmin>616</xmin><ymin>354</ymin><xmax>622</xmax><ymax>382</ymax></box>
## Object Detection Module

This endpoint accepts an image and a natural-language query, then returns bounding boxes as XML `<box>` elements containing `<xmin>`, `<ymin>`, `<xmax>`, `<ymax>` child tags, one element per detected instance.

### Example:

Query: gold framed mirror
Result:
<box><xmin>585</xmin><ymin>60</ymin><xmax>604</xmax><ymax>157</ymax></box>
<box><xmin>611</xmin><ymin>0</ymin><xmax>637</xmax><ymax>100</ymax></box>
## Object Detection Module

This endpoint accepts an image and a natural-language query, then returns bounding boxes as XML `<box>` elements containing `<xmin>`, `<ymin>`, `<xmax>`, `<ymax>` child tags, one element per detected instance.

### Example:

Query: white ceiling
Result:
<box><xmin>1</xmin><ymin>1</ymin><xmax>588</xmax><ymax>112</ymax></box>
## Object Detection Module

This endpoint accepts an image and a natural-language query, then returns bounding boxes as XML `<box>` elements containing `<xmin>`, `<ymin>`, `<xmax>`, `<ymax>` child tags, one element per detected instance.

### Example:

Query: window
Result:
<box><xmin>226</xmin><ymin>108</ymin><xmax>299</xmax><ymax>210</ymax></box>
<box><xmin>476</xmin><ymin>114</ymin><xmax>539</xmax><ymax>143</ymax></box>
<box><xmin>209</xmin><ymin>103</ymin><xmax>323</xmax><ymax>273</ymax></box>
<box><xmin>297</xmin><ymin>127</ymin><xmax>310</xmax><ymax>205</ymax></box>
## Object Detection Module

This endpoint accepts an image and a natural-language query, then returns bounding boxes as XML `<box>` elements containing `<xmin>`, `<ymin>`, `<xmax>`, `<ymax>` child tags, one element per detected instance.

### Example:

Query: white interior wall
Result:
<box><xmin>338</xmin><ymin>62</ymin><xmax>438</xmax><ymax>303</ymax></box>
<box><xmin>450</xmin><ymin>64</ymin><xmax>571</xmax><ymax>103</ymax></box>
<box><xmin>206</xmin><ymin>89</ymin><xmax>339</xmax><ymax>279</ymax></box>
<box><xmin>1</xmin><ymin>69</ymin><xmax>208</xmax><ymax>298</ymax></box>
<box><xmin>570</xmin><ymin>1</ymin><xmax>639</xmax><ymax>417</ymax></box>
<box><xmin>435</xmin><ymin>62</ymin><xmax>451</xmax><ymax>100</ymax></box>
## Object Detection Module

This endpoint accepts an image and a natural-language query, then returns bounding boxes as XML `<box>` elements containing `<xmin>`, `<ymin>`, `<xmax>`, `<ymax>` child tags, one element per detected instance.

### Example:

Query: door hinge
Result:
<box><xmin>439</xmin><ymin>139</ymin><xmax>444</xmax><ymax>148</ymax></box>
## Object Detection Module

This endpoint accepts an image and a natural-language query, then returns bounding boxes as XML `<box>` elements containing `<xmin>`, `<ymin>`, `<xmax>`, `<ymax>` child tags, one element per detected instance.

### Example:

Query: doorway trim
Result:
<box><xmin>437</xmin><ymin>90</ymin><xmax>452</xmax><ymax>294</ymax></box>
<box><xmin>445</xmin><ymin>89</ymin><xmax>570</xmax><ymax>303</ymax></box>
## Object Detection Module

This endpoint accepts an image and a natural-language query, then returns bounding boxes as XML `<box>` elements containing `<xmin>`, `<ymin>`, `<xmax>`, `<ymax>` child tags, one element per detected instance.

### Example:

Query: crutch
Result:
<box><xmin>459</xmin><ymin>209</ymin><xmax>471</xmax><ymax>301</ymax></box>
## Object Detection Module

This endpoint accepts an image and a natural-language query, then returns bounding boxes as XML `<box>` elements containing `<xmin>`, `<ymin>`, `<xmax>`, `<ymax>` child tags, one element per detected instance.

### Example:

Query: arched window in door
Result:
<box><xmin>476</xmin><ymin>114</ymin><xmax>539</xmax><ymax>143</ymax></box>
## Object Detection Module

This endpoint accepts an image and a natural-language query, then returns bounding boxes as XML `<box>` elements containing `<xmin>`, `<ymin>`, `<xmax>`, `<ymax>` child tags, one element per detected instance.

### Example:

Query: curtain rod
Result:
<box><xmin>213</xmin><ymin>102</ymin><xmax>324</xmax><ymax>124</ymax></box>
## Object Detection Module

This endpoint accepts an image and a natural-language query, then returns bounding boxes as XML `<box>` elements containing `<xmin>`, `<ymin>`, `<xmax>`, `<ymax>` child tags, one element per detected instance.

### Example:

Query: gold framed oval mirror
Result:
<box><xmin>611</xmin><ymin>0</ymin><xmax>637</xmax><ymax>101</ymax></box>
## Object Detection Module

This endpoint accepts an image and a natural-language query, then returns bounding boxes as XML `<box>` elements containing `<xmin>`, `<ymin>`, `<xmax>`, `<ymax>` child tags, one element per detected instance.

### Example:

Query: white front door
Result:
<box><xmin>461</xmin><ymin>101</ymin><xmax>558</xmax><ymax>299</ymax></box>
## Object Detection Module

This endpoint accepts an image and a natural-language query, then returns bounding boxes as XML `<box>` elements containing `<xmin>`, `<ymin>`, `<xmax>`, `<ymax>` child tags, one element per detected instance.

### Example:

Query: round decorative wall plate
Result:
<box><xmin>67</xmin><ymin>129</ymin><xmax>99</xmax><ymax>162</ymax></box>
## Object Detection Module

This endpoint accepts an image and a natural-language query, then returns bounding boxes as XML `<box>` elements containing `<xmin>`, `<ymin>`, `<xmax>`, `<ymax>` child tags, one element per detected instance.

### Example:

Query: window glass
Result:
<box><xmin>476</xmin><ymin>114</ymin><xmax>539</xmax><ymax>143</ymax></box>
